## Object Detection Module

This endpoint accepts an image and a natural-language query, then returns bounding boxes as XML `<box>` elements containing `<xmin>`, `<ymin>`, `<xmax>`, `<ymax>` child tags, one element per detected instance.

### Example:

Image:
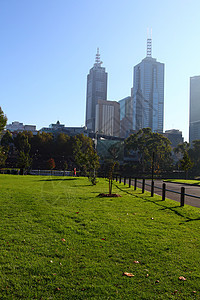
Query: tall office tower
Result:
<box><xmin>132</xmin><ymin>35</ymin><xmax>164</xmax><ymax>133</ymax></box>
<box><xmin>95</xmin><ymin>99</ymin><xmax>120</xmax><ymax>137</ymax></box>
<box><xmin>189</xmin><ymin>76</ymin><xmax>200</xmax><ymax>143</ymax></box>
<box><xmin>119</xmin><ymin>96</ymin><xmax>133</xmax><ymax>138</ymax></box>
<box><xmin>85</xmin><ymin>48</ymin><xmax>108</xmax><ymax>132</ymax></box>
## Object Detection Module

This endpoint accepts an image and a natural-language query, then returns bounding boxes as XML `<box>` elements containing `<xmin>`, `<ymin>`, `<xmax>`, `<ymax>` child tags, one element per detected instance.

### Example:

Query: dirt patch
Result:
<box><xmin>97</xmin><ymin>193</ymin><xmax>121</xmax><ymax>197</ymax></box>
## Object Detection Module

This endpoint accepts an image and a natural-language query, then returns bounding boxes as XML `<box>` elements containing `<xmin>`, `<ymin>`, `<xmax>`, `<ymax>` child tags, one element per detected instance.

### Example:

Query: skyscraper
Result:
<box><xmin>189</xmin><ymin>76</ymin><xmax>200</xmax><ymax>143</ymax></box>
<box><xmin>95</xmin><ymin>99</ymin><xmax>120</xmax><ymax>137</ymax></box>
<box><xmin>85</xmin><ymin>49</ymin><xmax>108</xmax><ymax>132</ymax></box>
<box><xmin>132</xmin><ymin>36</ymin><xmax>164</xmax><ymax>133</ymax></box>
<box><xmin>119</xmin><ymin>96</ymin><xmax>133</xmax><ymax>138</ymax></box>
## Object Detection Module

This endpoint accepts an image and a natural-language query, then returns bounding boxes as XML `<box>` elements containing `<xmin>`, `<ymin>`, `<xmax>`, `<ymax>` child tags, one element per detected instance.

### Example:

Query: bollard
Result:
<box><xmin>180</xmin><ymin>187</ymin><xmax>185</xmax><ymax>206</ymax></box>
<box><xmin>142</xmin><ymin>178</ymin><xmax>145</xmax><ymax>193</ymax></box>
<box><xmin>119</xmin><ymin>175</ymin><xmax>121</xmax><ymax>184</ymax></box>
<box><xmin>162</xmin><ymin>183</ymin><xmax>166</xmax><ymax>201</ymax></box>
<box><xmin>134</xmin><ymin>178</ymin><xmax>137</xmax><ymax>190</ymax></box>
<box><xmin>151</xmin><ymin>180</ymin><xmax>154</xmax><ymax>197</ymax></box>
<box><xmin>129</xmin><ymin>177</ymin><xmax>131</xmax><ymax>188</ymax></box>
<box><xmin>124</xmin><ymin>177</ymin><xmax>126</xmax><ymax>185</ymax></box>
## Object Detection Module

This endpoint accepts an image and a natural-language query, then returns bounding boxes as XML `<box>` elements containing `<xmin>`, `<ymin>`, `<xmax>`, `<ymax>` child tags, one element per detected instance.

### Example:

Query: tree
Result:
<box><xmin>47</xmin><ymin>158</ymin><xmax>56</xmax><ymax>170</ymax></box>
<box><xmin>0</xmin><ymin>107</ymin><xmax>7</xmax><ymax>134</ymax></box>
<box><xmin>73</xmin><ymin>134</ymin><xmax>100</xmax><ymax>184</ymax></box>
<box><xmin>179</xmin><ymin>151</ymin><xmax>193</xmax><ymax>179</ymax></box>
<box><xmin>174</xmin><ymin>141</ymin><xmax>193</xmax><ymax>178</ymax></box>
<box><xmin>188</xmin><ymin>140</ymin><xmax>200</xmax><ymax>176</ymax></box>
<box><xmin>17</xmin><ymin>151</ymin><xmax>32</xmax><ymax>174</ymax></box>
<box><xmin>107</xmin><ymin>143</ymin><xmax>122</xmax><ymax>194</ymax></box>
<box><xmin>0</xmin><ymin>107</ymin><xmax>7</xmax><ymax>168</ymax></box>
<box><xmin>125</xmin><ymin>128</ymin><xmax>172</xmax><ymax>175</ymax></box>
<box><xmin>14</xmin><ymin>132</ymin><xmax>32</xmax><ymax>174</ymax></box>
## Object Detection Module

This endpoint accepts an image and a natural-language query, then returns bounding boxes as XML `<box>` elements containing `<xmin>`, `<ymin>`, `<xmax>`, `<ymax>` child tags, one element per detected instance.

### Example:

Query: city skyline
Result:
<box><xmin>1</xmin><ymin>0</ymin><xmax>200</xmax><ymax>141</ymax></box>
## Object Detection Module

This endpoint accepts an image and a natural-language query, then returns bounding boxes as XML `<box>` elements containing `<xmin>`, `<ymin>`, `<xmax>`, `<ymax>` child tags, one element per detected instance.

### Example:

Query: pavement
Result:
<box><xmin>135</xmin><ymin>179</ymin><xmax>200</xmax><ymax>208</ymax></box>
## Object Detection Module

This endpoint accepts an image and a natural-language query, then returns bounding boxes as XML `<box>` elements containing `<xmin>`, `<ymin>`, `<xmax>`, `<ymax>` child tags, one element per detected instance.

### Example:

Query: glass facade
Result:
<box><xmin>85</xmin><ymin>58</ymin><xmax>107</xmax><ymax>132</ymax></box>
<box><xmin>132</xmin><ymin>57</ymin><xmax>164</xmax><ymax>133</ymax></box>
<box><xmin>189</xmin><ymin>76</ymin><xmax>200</xmax><ymax>143</ymax></box>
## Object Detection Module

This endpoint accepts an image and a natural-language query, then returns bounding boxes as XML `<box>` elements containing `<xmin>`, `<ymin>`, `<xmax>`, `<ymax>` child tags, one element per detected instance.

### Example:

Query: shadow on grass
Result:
<box><xmin>114</xmin><ymin>182</ymin><xmax>200</xmax><ymax>224</ymax></box>
<box><xmin>38</xmin><ymin>178</ymin><xmax>78</xmax><ymax>182</ymax></box>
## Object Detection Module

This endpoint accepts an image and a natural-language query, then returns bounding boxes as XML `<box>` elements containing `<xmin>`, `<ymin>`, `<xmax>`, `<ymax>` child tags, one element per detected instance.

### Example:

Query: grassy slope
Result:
<box><xmin>0</xmin><ymin>175</ymin><xmax>200</xmax><ymax>299</ymax></box>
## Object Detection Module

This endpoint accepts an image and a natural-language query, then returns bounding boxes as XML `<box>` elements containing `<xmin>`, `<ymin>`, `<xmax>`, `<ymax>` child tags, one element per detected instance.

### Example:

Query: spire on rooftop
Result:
<box><xmin>94</xmin><ymin>48</ymin><xmax>103</xmax><ymax>66</ymax></box>
<box><xmin>147</xmin><ymin>28</ymin><xmax>152</xmax><ymax>57</ymax></box>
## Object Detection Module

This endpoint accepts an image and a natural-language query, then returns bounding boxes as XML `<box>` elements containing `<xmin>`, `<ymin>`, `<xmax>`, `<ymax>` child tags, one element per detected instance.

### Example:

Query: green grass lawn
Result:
<box><xmin>0</xmin><ymin>175</ymin><xmax>200</xmax><ymax>299</ymax></box>
<box><xmin>164</xmin><ymin>179</ymin><xmax>200</xmax><ymax>186</ymax></box>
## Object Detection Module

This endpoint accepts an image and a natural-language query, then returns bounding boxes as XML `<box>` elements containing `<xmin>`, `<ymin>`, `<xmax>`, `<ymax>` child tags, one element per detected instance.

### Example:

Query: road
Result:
<box><xmin>124</xmin><ymin>178</ymin><xmax>200</xmax><ymax>208</ymax></box>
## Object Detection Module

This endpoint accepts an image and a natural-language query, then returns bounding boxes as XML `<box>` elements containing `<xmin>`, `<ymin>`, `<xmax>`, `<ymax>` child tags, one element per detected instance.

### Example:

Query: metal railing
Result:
<box><xmin>115</xmin><ymin>175</ymin><xmax>200</xmax><ymax>207</ymax></box>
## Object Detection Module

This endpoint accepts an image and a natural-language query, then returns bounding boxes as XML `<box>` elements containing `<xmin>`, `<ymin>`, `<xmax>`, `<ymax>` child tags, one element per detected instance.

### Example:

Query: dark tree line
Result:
<box><xmin>0</xmin><ymin>131</ymin><xmax>99</xmax><ymax>176</ymax></box>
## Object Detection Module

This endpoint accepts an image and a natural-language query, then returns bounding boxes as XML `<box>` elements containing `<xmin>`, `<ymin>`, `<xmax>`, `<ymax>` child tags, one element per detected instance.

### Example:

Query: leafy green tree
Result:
<box><xmin>0</xmin><ymin>107</ymin><xmax>7</xmax><ymax>134</ymax></box>
<box><xmin>174</xmin><ymin>141</ymin><xmax>193</xmax><ymax>178</ymax></box>
<box><xmin>180</xmin><ymin>152</ymin><xmax>193</xmax><ymax>179</ymax></box>
<box><xmin>17</xmin><ymin>151</ymin><xmax>32</xmax><ymax>174</ymax></box>
<box><xmin>0</xmin><ymin>107</ymin><xmax>7</xmax><ymax>168</ymax></box>
<box><xmin>73</xmin><ymin>134</ymin><xmax>100</xmax><ymax>184</ymax></box>
<box><xmin>188</xmin><ymin>140</ymin><xmax>200</xmax><ymax>176</ymax></box>
<box><xmin>174</xmin><ymin>141</ymin><xmax>190</xmax><ymax>156</ymax></box>
<box><xmin>1</xmin><ymin>130</ymin><xmax>14</xmax><ymax>152</ymax></box>
<box><xmin>14</xmin><ymin>132</ymin><xmax>32</xmax><ymax>174</ymax></box>
<box><xmin>125</xmin><ymin>128</ymin><xmax>172</xmax><ymax>174</ymax></box>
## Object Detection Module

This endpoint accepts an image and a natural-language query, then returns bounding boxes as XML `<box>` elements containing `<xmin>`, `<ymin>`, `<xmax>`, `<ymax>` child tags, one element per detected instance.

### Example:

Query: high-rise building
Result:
<box><xmin>189</xmin><ymin>76</ymin><xmax>200</xmax><ymax>143</ymax></box>
<box><xmin>132</xmin><ymin>36</ymin><xmax>164</xmax><ymax>133</ymax></box>
<box><xmin>95</xmin><ymin>99</ymin><xmax>120</xmax><ymax>137</ymax></box>
<box><xmin>118</xmin><ymin>96</ymin><xmax>133</xmax><ymax>138</ymax></box>
<box><xmin>85</xmin><ymin>48</ymin><xmax>108</xmax><ymax>132</ymax></box>
<box><xmin>163</xmin><ymin>129</ymin><xmax>184</xmax><ymax>148</ymax></box>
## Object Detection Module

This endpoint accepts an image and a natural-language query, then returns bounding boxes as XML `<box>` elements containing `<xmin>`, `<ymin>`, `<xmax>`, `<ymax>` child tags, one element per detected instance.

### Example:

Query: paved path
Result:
<box><xmin>136</xmin><ymin>179</ymin><xmax>200</xmax><ymax>208</ymax></box>
<box><xmin>121</xmin><ymin>178</ymin><xmax>200</xmax><ymax>208</ymax></box>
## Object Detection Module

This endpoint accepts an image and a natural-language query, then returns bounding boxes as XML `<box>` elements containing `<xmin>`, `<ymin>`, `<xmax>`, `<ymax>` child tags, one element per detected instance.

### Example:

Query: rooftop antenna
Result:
<box><xmin>147</xmin><ymin>28</ymin><xmax>152</xmax><ymax>57</ymax></box>
<box><xmin>94</xmin><ymin>48</ymin><xmax>103</xmax><ymax>66</ymax></box>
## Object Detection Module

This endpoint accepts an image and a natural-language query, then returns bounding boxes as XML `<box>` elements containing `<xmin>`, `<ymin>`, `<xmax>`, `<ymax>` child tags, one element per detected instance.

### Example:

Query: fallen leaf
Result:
<box><xmin>61</xmin><ymin>238</ymin><xmax>66</xmax><ymax>242</ymax></box>
<box><xmin>101</xmin><ymin>238</ymin><xmax>106</xmax><ymax>240</ymax></box>
<box><xmin>146</xmin><ymin>274</ymin><xmax>149</xmax><ymax>277</ymax></box>
<box><xmin>53</xmin><ymin>273</ymin><xmax>56</xmax><ymax>276</ymax></box>
<box><xmin>133</xmin><ymin>260</ymin><xmax>140</xmax><ymax>264</ymax></box>
<box><xmin>179</xmin><ymin>276</ymin><xmax>186</xmax><ymax>281</ymax></box>
<box><xmin>155</xmin><ymin>280</ymin><xmax>160</xmax><ymax>283</ymax></box>
<box><xmin>123</xmin><ymin>272</ymin><xmax>135</xmax><ymax>277</ymax></box>
<box><xmin>76</xmin><ymin>212</ymin><xmax>79</xmax><ymax>214</ymax></box>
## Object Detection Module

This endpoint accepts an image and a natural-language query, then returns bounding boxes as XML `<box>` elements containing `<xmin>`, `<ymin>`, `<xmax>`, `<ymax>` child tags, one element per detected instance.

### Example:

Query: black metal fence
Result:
<box><xmin>115</xmin><ymin>175</ymin><xmax>200</xmax><ymax>207</ymax></box>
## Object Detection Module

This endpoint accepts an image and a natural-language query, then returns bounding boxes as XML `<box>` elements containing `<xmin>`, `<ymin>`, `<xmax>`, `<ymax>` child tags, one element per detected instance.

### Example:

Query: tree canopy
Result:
<box><xmin>0</xmin><ymin>107</ymin><xmax>7</xmax><ymax>135</ymax></box>
<box><xmin>125</xmin><ymin>128</ymin><xmax>173</xmax><ymax>174</ymax></box>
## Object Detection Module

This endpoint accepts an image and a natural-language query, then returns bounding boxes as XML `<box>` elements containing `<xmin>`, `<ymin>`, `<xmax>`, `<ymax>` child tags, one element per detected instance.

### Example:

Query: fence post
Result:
<box><xmin>119</xmin><ymin>175</ymin><xmax>121</xmax><ymax>184</ymax></box>
<box><xmin>142</xmin><ymin>178</ymin><xmax>145</xmax><ymax>193</ymax></box>
<box><xmin>151</xmin><ymin>180</ymin><xmax>154</xmax><ymax>197</ymax></box>
<box><xmin>134</xmin><ymin>178</ymin><xmax>137</xmax><ymax>190</ymax></box>
<box><xmin>180</xmin><ymin>187</ymin><xmax>185</xmax><ymax>206</ymax></box>
<box><xmin>124</xmin><ymin>177</ymin><xmax>126</xmax><ymax>185</ymax></box>
<box><xmin>162</xmin><ymin>183</ymin><xmax>166</xmax><ymax>201</ymax></box>
<box><xmin>129</xmin><ymin>177</ymin><xmax>131</xmax><ymax>188</ymax></box>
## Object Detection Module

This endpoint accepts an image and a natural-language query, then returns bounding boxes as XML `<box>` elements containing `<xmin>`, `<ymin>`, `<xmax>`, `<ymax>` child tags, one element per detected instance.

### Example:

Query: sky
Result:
<box><xmin>1</xmin><ymin>0</ymin><xmax>200</xmax><ymax>141</ymax></box>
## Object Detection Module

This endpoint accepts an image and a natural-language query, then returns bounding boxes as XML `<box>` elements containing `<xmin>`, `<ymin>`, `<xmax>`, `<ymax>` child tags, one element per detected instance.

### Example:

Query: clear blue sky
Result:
<box><xmin>1</xmin><ymin>0</ymin><xmax>200</xmax><ymax>141</ymax></box>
